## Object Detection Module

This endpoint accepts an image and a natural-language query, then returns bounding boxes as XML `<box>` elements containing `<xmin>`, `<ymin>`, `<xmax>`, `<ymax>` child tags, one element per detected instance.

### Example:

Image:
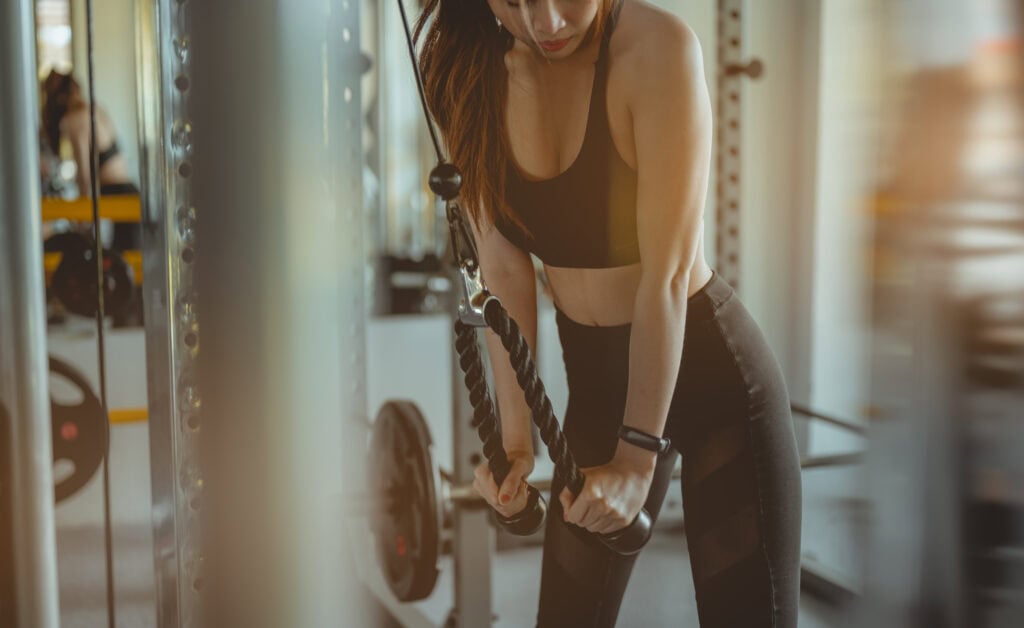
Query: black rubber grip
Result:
<box><xmin>498</xmin><ymin>484</ymin><xmax>652</xmax><ymax>555</ymax></box>
<box><xmin>598</xmin><ymin>508</ymin><xmax>653</xmax><ymax>555</ymax></box>
<box><xmin>495</xmin><ymin>485</ymin><xmax>546</xmax><ymax>536</ymax></box>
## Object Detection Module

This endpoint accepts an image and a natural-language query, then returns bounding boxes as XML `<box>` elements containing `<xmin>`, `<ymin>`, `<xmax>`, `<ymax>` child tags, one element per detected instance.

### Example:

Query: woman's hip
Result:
<box><xmin>671</xmin><ymin>283</ymin><xmax>792</xmax><ymax>441</ymax></box>
<box><xmin>554</xmin><ymin>271</ymin><xmax>792</xmax><ymax>452</ymax></box>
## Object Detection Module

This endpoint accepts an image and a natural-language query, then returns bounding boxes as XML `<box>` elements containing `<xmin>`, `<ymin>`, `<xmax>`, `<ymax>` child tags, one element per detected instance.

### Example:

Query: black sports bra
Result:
<box><xmin>98</xmin><ymin>140</ymin><xmax>120</xmax><ymax>167</ymax></box>
<box><xmin>496</xmin><ymin>1</ymin><xmax>639</xmax><ymax>269</ymax></box>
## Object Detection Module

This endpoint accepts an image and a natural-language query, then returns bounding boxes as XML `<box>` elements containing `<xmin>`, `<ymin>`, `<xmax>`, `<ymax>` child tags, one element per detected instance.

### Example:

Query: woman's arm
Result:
<box><xmin>63</xmin><ymin>110</ymin><xmax>93</xmax><ymax>196</ymax></box>
<box><xmin>562</xmin><ymin>17</ymin><xmax>713</xmax><ymax>535</ymax></box>
<box><xmin>468</xmin><ymin>212</ymin><xmax>540</xmax><ymax>512</ymax></box>
<box><xmin>472</xmin><ymin>216</ymin><xmax>539</xmax><ymax>455</ymax></box>
<box><xmin>616</xmin><ymin>20</ymin><xmax>712</xmax><ymax>470</ymax></box>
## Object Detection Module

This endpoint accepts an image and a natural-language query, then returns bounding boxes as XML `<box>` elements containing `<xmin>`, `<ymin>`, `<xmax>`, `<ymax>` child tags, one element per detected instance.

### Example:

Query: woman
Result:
<box><xmin>42</xmin><ymin>70</ymin><xmax>139</xmax><ymax>250</ymax></box>
<box><xmin>417</xmin><ymin>1</ymin><xmax>802</xmax><ymax>626</ymax></box>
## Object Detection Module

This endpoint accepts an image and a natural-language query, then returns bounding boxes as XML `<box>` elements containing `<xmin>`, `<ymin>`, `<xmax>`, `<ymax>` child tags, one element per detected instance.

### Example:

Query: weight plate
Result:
<box><xmin>368</xmin><ymin>400</ymin><xmax>442</xmax><ymax>602</ymax></box>
<box><xmin>48</xmin><ymin>232</ymin><xmax>134</xmax><ymax>319</ymax></box>
<box><xmin>49</xmin><ymin>357</ymin><xmax>109</xmax><ymax>503</ymax></box>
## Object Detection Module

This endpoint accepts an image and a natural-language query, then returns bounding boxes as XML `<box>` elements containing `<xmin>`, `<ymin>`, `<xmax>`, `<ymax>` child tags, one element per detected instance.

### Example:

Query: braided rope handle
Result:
<box><xmin>454</xmin><ymin>321</ymin><xmax>511</xmax><ymax>485</ymax></box>
<box><xmin>454</xmin><ymin>307</ymin><xmax>584</xmax><ymax>496</ymax></box>
<box><xmin>481</xmin><ymin>300</ymin><xmax>585</xmax><ymax>496</ymax></box>
<box><xmin>454</xmin><ymin>297</ymin><xmax>652</xmax><ymax>554</ymax></box>
<box><xmin>454</xmin><ymin>320</ymin><xmax>547</xmax><ymax>535</ymax></box>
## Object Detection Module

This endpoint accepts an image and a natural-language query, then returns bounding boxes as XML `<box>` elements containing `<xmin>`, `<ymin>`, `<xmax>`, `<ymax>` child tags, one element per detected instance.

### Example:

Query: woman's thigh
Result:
<box><xmin>671</xmin><ymin>294</ymin><xmax>802</xmax><ymax>628</ymax></box>
<box><xmin>536</xmin><ymin>452</ymin><xmax>678</xmax><ymax>628</ymax></box>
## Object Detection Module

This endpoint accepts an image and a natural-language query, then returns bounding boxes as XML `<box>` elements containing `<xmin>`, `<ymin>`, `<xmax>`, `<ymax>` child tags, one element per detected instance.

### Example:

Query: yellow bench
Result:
<box><xmin>109</xmin><ymin>408</ymin><xmax>148</xmax><ymax>424</ymax></box>
<box><xmin>41</xmin><ymin>195</ymin><xmax>142</xmax><ymax>223</ymax></box>
<box><xmin>42</xmin><ymin>195</ymin><xmax>143</xmax><ymax>284</ymax></box>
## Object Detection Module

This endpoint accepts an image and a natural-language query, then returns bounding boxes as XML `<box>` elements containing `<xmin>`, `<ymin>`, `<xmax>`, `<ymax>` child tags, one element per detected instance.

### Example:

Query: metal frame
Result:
<box><xmin>139</xmin><ymin>0</ymin><xmax>368</xmax><ymax>625</ymax></box>
<box><xmin>0</xmin><ymin>0</ymin><xmax>62</xmax><ymax>625</ymax></box>
<box><xmin>449</xmin><ymin>310</ymin><xmax>494</xmax><ymax>627</ymax></box>
<box><xmin>714</xmin><ymin>0</ymin><xmax>748</xmax><ymax>290</ymax></box>
<box><xmin>193</xmin><ymin>0</ymin><xmax>369</xmax><ymax>618</ymax></box>
<box><xmin>135</xmin><ymin>0</ymin><xmax>199</xmax><ymax>624</ymax></box>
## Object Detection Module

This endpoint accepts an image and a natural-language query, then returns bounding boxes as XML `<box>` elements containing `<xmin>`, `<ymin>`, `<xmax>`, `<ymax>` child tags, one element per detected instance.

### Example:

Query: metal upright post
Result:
<box><xmin>189</xmin><ymin>0</ymin><xmax>368</xmax><ymax>626</ymax></box>
<box><xmin>140</xmin><ymin>0</ymin><xmax>369</xmax><ymax>625</ymax></box>
<box><xmin>450</xmin><ymin>281</ymin><xmax>495</xmax><ymax>627</ymax></box>
<box><xmin>0</xmin><ymin>0</ymin><xmax>62</xmax><ymax>625</ymax></box>
<box><xmin>715</xmin><ymin>0</ymin><xmax>755</xmax><ymax>291</ymax></box>
<box><xmin>135</xmin><ymin>1</ymin><xmax>202</xmax><ymax>624</ymax></box>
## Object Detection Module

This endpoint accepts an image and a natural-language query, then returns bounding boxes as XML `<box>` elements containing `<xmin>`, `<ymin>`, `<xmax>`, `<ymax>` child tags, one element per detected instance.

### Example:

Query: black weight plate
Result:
<box><xmin>368</xmin><ymin>400</ymin><xmax>441</xmax><ymax>602</ymax></box>
<box><xmin>49</xmin><ymin>357</ymin><xmax>108</xmax><ymax>503</ymax></box>
<box><xmin>50</xmin><ymin>235</ymin><xmax>134</xmax><ymax>319</ymax></box>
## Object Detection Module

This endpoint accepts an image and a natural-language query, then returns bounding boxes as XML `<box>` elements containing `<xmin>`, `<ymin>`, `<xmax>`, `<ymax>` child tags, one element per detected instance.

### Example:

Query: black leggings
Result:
<box><xmin>537</xmin><ymin>271</ymin><xmax>802</xmax><ymax>627</ymax></box>
<box><xmin>100</xmin><ymin>182</ymin><xmax>141</xmax><ymax>251</ymax></box>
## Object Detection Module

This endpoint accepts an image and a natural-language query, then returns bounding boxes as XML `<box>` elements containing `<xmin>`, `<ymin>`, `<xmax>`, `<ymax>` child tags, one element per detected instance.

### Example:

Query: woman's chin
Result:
<box><xmin>537</xmin><ymin>37</ymin><xmax>581</xmax><ymax>60</ymax></box>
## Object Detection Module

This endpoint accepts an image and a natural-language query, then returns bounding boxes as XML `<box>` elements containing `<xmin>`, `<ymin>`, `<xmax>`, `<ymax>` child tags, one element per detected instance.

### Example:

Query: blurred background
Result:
<box><xmin>1</xmin><ymin>0</ymin><xmax>1021</xmax><ymax>626</ymax></box>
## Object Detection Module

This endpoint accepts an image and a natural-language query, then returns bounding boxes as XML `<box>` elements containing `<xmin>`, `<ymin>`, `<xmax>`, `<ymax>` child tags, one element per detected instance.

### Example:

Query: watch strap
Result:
<box><xmin>617</xmin><ymin>425</ymin><xmax>671</xmax><ymax>455</ymax></box>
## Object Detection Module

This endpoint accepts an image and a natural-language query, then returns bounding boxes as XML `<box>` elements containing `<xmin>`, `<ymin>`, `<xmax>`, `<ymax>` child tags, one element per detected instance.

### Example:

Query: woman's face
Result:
<box><xmin>488</xmin><ymin>0</ymin><xmax>601</xmax><ymax>60</ymax></box>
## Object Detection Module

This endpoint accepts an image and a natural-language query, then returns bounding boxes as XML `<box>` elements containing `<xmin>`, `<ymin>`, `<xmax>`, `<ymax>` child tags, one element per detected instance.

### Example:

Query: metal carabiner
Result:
<box><xmin>442</xmin><ymin>198</ymin><xmax>498</xmax><ymax>326</ymax></box>
<box><xmin>455</xmin><ymin>260</ymin><xmax>495</xmax><ymax>327</ymax></box>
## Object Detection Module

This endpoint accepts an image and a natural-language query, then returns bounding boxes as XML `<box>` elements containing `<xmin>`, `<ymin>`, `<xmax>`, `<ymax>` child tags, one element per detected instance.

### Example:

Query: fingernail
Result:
<box><xmin>500</xmin><ymin>494</ymin><xmax>509</xmax><ymax>504</ymax></box>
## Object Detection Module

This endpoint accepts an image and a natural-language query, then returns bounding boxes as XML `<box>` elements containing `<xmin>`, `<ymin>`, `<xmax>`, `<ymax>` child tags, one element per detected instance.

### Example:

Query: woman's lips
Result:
<box><xmin>540</xmin><ymin>38</ymin><xmax>570</xmax><ymax>52</ymax></box>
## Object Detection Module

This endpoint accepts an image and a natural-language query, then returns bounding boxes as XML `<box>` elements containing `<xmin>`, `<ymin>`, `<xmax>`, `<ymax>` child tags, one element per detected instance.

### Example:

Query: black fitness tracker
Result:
<box><xmin>617</xmin><ymin>425</ymin><xmax>672</xmax><ymax>456</ymax></box>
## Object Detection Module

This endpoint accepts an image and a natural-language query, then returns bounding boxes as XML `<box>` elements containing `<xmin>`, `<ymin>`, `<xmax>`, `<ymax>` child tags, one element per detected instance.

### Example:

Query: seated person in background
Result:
<box><xmin>42</xmin><ymin>70</ymin><xmax>139</xmax><ymax>251</ymax></box>
<box><xmin>42</xmin><ymin>70</ymin><xmax>144</xmax><ymax>327</ymax></box>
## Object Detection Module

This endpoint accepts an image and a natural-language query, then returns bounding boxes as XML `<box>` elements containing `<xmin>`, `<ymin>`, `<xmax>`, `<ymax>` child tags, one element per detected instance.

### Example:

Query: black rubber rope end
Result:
<box><xmin>598</xmin><ymin>508</ymin><xmax>653</xmax><ymax>556</ymax></box>
<box><xmin>495</xmin><ymin>485</ymin><xmax>547</xmax><ymax>536</ymax></box>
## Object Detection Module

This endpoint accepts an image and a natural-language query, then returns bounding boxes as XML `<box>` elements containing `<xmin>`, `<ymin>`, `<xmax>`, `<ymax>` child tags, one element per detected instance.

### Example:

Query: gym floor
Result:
<box><xmin>56</xmin><ymin>520</ymin><xmax>846</xmax><ymax>627</ymax></box>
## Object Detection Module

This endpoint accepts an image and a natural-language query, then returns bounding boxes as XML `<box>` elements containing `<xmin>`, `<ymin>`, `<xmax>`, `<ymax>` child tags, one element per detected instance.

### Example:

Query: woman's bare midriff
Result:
<box><xmin>543</xmin><ymin>230</ymin><xmax>713</xmax><ymax>327</ymax></box>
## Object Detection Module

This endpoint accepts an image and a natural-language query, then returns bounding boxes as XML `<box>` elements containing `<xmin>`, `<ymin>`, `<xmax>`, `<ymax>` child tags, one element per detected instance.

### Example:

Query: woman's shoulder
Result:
<box><xmin>60</xmin><ymin>103</ymin><xmax>116</xmax><ymax>135</ymax></box>
<box><xmin>60</xmin><ymin>105</ymin><xmax>89</xmax><ymax>133</ymax></box>
<box><xmin>611</xmin><ymin>1</ymin><xmax>703</xmax><ymax>87</ymax></box>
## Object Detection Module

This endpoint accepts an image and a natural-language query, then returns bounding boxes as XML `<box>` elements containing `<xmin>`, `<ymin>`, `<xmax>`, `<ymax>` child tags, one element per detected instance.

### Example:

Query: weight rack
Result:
<box><xmin>136</xmin><ymin>0</ymin><xmax>203</xmax><ymax>622</ymax></box>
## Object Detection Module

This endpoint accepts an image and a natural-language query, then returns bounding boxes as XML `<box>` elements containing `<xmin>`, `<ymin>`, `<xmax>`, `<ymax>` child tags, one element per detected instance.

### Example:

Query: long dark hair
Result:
<box><xmin>41</xmin><ymin>70</ymin><xmax>80</xmax><ymax>156</ymax></box>
<box><xmin>414</xmin><ymin>0</ymin><xmax>612</xmax><ymax>231</ymax></box>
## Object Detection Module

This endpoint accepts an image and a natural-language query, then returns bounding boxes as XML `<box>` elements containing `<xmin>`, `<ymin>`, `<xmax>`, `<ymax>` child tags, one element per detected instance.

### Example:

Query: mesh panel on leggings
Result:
<box><xmin>681</xmin><ymin>422</ymin><xmax>774</xmax><ymax>625</ymax></box>
<box><xmin>681</xmin><ymin>422</ymin><xmax>748</xmax><ymax>485</ymax></box>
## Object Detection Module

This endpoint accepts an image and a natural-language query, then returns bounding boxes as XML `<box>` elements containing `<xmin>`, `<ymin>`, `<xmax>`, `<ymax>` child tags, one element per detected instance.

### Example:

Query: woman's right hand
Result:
<box><xmin>472</xmin><ymin>449</ymin><xmax>535</xmax><ymax>519</ymax></box>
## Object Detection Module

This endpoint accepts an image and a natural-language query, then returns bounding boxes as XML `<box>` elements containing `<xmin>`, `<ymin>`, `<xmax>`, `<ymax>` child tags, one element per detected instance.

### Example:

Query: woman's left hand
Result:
<box><xmin>559</xmin><ymin>458</ymin><xmax>657</xmax><ymax>535</ymax></box>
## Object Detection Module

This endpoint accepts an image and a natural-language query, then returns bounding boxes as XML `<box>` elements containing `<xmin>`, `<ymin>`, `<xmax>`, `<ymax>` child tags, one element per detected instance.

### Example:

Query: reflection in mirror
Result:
<box><xmin>37</xmin><ymin>0</ymin><xmax>144</xmax><ymax>327</ymax></box>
